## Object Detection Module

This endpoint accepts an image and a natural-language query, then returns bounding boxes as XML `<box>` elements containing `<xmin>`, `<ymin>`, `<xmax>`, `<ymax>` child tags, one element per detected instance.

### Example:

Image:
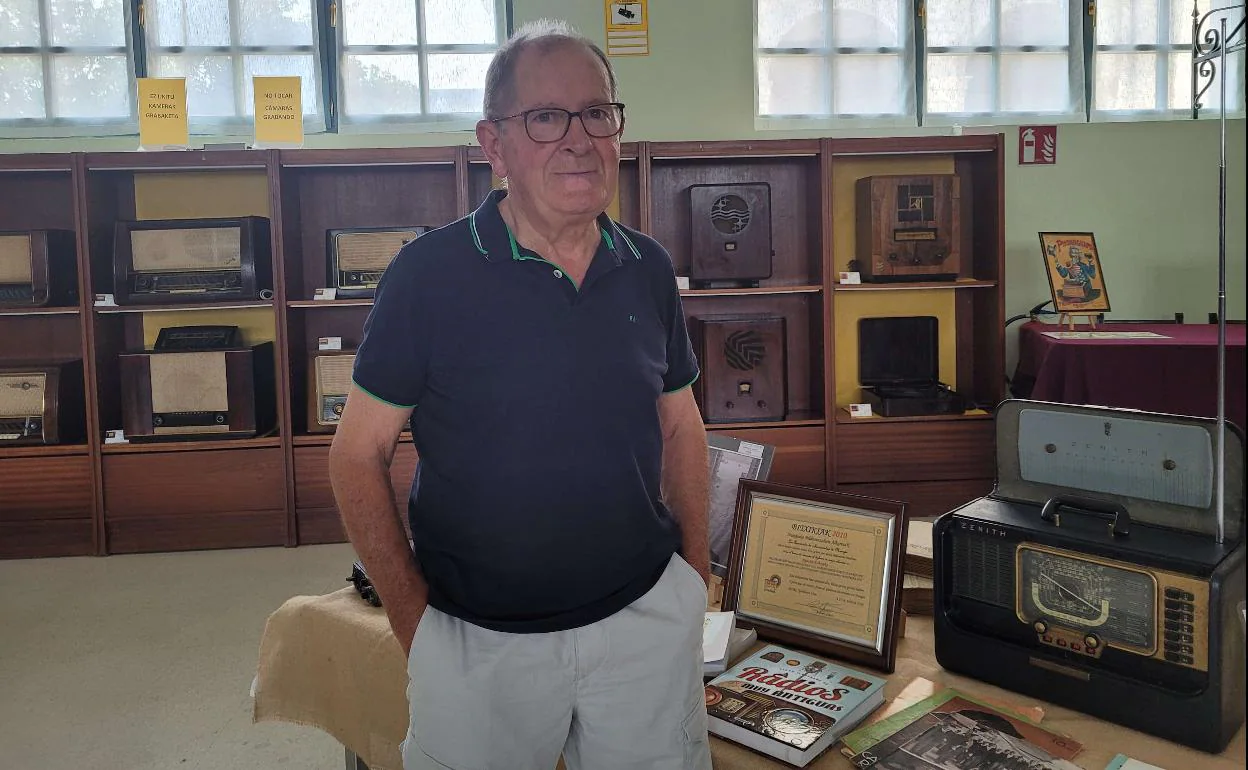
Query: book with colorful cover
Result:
<box><xmin>844</xmin><ymin>688</ymin><xmax>1084</xmax><ymax>769</ymax></box>
<box><xmin>704</xmin><ymin>644</ymin><xmax>886</xmax><ymax>767</ymax></box>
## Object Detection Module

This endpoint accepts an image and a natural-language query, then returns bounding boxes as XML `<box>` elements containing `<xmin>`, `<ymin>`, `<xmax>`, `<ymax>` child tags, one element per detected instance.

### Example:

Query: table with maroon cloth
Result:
<box><xmin>1012</xmin><ymin>321</ymin><xmax>1246</xmax><ymax>432</ymax></box>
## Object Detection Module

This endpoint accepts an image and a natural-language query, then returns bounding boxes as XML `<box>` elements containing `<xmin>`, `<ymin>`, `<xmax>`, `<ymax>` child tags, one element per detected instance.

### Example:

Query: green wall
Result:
<box><xmin>3</xmin><ymin>0</ymin><xmax>1244</xmax><ymax>372</ymax></box>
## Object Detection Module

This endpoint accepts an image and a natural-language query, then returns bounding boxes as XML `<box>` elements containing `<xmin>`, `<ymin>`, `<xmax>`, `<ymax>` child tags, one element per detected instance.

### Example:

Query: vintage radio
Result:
<box><xmin>854</xmin><ymin>174</ymin><xmax>963</xmax><ymax>282</ymax></box>
<box><xmin>857</xmin><ymin>316</ymin><xmax>966</xmax><ymax>417</ymax></box>
<box><xmin>118</xmin><ymin>325</ymin><xmax>276</xmax><ymax>442</ymax></box>
<box><xmin>691</xmin><ymin>314</ymin><xmax>787</xmax><ymax>423</ymax></box>
<box><xmin>112</xmin><ymin>217</ymin><xmax>272</xmax><ymax>305</ymax></box>
<box><xmin>689</xmin><ymin>184</ymin><xmax>773</xmax><ymax>289</ymax></box>
<box><xmin>934</xmin><ymin>400</ymin><xmax>1246</xmax><ymax>753</ymax></box>
<box><xmin>0</xmin><ymin>360</ymin><xmax>85</xmax><ymax>445</ymax></box>
<box><xmin>308</xmin><ymin>350</ymin><xmax>356</xmax><ymax>433</ymax></box>
<box><xmin>0</xmin><ymin>230</ymin><xmax>78</xmax><ymax>308</ymax></box>
<box><xmin>327</xmin><ymin>227</ymin><xmax>427</xmax><ymax>299</ymax></box>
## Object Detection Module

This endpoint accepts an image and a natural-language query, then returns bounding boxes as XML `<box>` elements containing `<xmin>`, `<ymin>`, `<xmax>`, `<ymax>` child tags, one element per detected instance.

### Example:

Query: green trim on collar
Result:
<box><xmin>469</xmin><ymin>211</ymin><xmax>487</xmax><ymax>256</ymax></box>
<box><xmin>601</xmin><ymin>226</ymin><xmax>616</xmax><ymax>252</ymax></box>
<box><xmin>616</xmin><ymin>227</ymin><xmax>643</xmax><ymax>261</ymax></box>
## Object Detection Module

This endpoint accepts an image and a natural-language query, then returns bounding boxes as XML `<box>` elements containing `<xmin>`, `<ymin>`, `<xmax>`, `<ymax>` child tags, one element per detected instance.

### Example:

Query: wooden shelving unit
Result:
<box><xmin>0</xmin><ymin>134</ymin><xmax>1007</xmax><ymax>558</ymax></box>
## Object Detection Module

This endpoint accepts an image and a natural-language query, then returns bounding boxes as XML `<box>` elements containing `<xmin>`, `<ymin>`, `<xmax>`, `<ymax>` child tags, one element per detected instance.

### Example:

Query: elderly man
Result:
<box><xmin>327</xmin><ymin>19</ymin><xmax>713</xmax><ymax>770</ymax></box>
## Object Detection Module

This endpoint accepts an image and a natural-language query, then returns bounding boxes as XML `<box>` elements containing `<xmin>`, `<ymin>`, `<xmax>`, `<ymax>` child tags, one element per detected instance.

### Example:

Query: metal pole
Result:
<box><xmin>1215</xmin><ymin>15</ymin><xmax>1228</xmax><ymax>545</ymax></box>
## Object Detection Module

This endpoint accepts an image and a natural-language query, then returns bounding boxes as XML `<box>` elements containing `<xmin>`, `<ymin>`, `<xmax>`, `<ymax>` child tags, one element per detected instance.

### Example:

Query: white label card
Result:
<box><xmin>318</xmin><ymin>336</ymin><xmax>343</xmax><ymax>351</ymax></box>
<box><xmin>313</xmin><ymin>288</ymin><xmax>337</xmax><ymax>301</ymax></box>
<box><xmin>849</xmin><ymin>403</ymin><xmax>873</xmax><ymax>418</ymax></box>
<box><xmin>838</xmin><ymin>271</ymin><xmax>862</xmax><ymax>285</ymax></box>
<box><xmin>738</xmin><ymin>441</ymin><xmax>765</xmax><ymax>459</ymax></box>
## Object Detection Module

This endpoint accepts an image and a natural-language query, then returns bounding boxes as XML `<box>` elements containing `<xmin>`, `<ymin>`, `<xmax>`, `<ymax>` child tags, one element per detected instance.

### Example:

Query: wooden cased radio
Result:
<box><xmin>933</xmin><ymin>400</ymin><xmax>1246</xmax><ymax>753</ymax></box>
<box><xmin>308</xmin><ymin>350</ymin><xmax>356</xmax><ymax>433</ymax></box>
<box><xmin>327</xmin><ymin>227</ymin><xmax>427</xmax><ymax>299</ymax></box>
<box><xmin>854</xmin><ymin>174</ymin><xmax>963</xmax><ymax>282</ymax></box>
<box><xmin>688</xmin><ymin>183</ymin><xmax>773</xmax><ymax>289</ymax></box>
<box><xmin>112</xmin><ymin>217</ymin><xmax>272</xmax><ymax>305</ymax></box>
<box><xmin>0</xmin><ymin>360</ymin><xmax>85</xmax><ymax>445</ymax></box>
<box><xmin>690</xmin><ymin>314</ymin><xmax>787</xmax><ymax>423</ymax></box>
<box><xmin>0</xmin><ymin>230</ymin><xmax>78</xmax><ymax>308</ymax></box>
<box><xmin>119</xmin><ymin>326</ymin><xmax>276</xmax><ymax>442</ymax></box>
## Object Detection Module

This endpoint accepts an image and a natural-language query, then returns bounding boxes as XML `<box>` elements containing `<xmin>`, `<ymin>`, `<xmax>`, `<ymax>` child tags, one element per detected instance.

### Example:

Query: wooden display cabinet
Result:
<box><xmin>0</xmin><ymin>134</ymin><xmax>1007</xmax><ymax>559</ymax></box>
<box><xmin>0</xmin><ymin>155</ymin><xmax>95</xmax><ymax>558</ymax></box>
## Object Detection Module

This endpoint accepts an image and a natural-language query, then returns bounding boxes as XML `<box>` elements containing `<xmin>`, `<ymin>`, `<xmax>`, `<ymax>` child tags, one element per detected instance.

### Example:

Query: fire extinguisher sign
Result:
<box><xmin>1019</xmin><ymin>125</ymin><xmax>1057</xmax><ymax>165</ymax></box>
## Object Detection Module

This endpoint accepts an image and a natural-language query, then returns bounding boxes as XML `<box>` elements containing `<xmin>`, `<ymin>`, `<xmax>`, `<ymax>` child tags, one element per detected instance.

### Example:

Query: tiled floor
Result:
<box><xmin>0</xmin><ymin>542</ymin><xmax>359</xmax><ymax>770</ymax></box>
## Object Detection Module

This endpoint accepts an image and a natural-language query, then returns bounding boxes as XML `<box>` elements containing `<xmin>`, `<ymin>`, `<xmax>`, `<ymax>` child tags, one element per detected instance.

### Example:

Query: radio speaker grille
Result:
<box><xmin>0</xmin><ymin>373</ymin><xmax>46</xmax><ymax>416</ymax></box>
<box><xmin>316</xmin><ymin>354</ymin><xmax>355</xmax><ymax>395</ymax></box>
<box><xmin>0</xmin><ymin>235</ymin><xmax>33</xmax><ymax>283</ymax></box>
<box><xmin>334</xmin><ymin>231</ymin><xmax>416</xmax><ymax>271</ymax></box>
<box><xmin>951</xmin><ymin>534</ymin><xmax>1015</xmax><ymax>609</ymax></box>
<box><xmin>150</xmin><ymin>353</ymin><xmax>229</xmax><ymax>413</ymax></box>
<box><xmin>131</xmin><ymin>227</ymin><xmax>242</xmax><ymax>272</ymax></box>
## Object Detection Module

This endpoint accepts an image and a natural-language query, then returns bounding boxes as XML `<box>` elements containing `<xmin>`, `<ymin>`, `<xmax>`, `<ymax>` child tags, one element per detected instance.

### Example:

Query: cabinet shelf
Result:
<box><xmin>101</xmin><ymin>435</ymin><xmax>282</xmax><ymax>454</ymax></box>
<box><xmin>705</xmin><ymin>413</ymin><xmax>825</xmax><ymax>430</ymax></box>
<box><xmin>833</xmin><ymin>279</ymin><xmax>997</xmax><ymax>292</ymax></box>
<box><xmin>94</xmin><ymin>300</ymin><xmax>274</xmax><ymax>314</ymax></box>
<box><xmin>0</xmin><ymin>306</ymin><xmax>81</xmax><ymax>317</ymax></box>
<box><xmin>287</xmin><ymin>298</ymin><xmax>375</xmax><ymax>309</ymax></box>
<box><xmin>0</xmin><ymin>443</ymin><xmax>91</xmax><ymax>459</ymax></box>
<box><xmin>681</xmin><ymin>285</ymin><xmax>823</xmax><ymax>298</ymax></box>
<box><xmin>835</xmin><ymin>409</ymin><xmax>993</xmax><ymax>425</ymax></box>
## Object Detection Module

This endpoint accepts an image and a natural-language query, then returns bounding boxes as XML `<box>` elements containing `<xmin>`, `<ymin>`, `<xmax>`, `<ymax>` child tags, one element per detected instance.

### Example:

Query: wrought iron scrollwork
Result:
<box><xmin>1192</xmin><ymin>2</ymin><xmax>1247</xmax><ymax>118</ymax></box>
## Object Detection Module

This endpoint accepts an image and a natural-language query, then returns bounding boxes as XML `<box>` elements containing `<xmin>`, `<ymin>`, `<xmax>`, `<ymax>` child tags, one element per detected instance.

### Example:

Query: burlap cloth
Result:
<box><xmin>253</xmin><ymin>587</ymin><xmax>1245</xmax><ymax>770</ymax></box>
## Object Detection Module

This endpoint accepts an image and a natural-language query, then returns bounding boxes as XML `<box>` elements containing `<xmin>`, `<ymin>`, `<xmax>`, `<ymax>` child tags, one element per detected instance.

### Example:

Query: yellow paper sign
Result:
<box><xmin>137</xmin><ymin>78</ymin><xmax>188</xmax><ymax>150</ymax></box>
<box><xmin>253</xmin><ymin>76</ymin><xmax>304</xmax><ymax>148</ymax></box>
<box><xmin>604</xmin><ymin>0</ymin><xmax>649</xmax><ymax>56</ymax></box>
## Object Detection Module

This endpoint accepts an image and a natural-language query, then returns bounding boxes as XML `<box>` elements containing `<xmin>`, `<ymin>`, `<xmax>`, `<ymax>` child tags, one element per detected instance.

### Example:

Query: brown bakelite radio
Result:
<box><xmin>308</xmin><ymin>350</ymin><xmax>356</xmax><ymax>433</ymax></box>
<box><xmin>112</xmin><ymin>217</ymin><xmax>272</xmax><ymax>305</ymax></box>
<box><xmin>326</xmin><ymin>227</ymin><xmax>427</xmax><ymax>299</ymax></box>
<box><xmin>690</xmin><ymin>314</ymin><xmax>787</xmax><ymax>423</ymax></box>
<box><xmin>854</xmin><ymin>174</ymin><xmax>963</xmax><ymax>282</ymax></box>
<box><xmin>118</xmin><ymin>326</ymin><xmax>276</xmax><ymax>442</ymax></box>
<box><xmin>0</xmin><ymin>230</ymin><xmax>78</xmax><ymax>308</ymax></box>
<box><xmin>0</xmin><ymin>360</ymin><xmax>85</xmax><ymax>445</ymax></box>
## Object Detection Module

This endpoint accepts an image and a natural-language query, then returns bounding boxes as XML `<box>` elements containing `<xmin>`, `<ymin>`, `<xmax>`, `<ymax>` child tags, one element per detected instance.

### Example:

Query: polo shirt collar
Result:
<box><xmin>469</xmin><ymin>188</ymin><xmax>642</xmax><ymax>265</ymax></box>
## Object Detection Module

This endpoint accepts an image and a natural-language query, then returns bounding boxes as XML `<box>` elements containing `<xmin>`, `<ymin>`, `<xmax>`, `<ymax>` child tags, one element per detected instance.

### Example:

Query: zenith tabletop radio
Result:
<box><xmin>854</xmin><ymin>174</ymin><xmax>963</xmax><ymax>282</ymax></box>
<box><xmin>688</xmin><ymin>183</ymin><xmax>773</xmax><ymax>289</ymax></box>
<box><xmin>112</xmin><ymin>217</ymin><xmax>272</xmax><ymax>305</ymax></box>
<box><xmin>118</xmin><ymin>325</ymin><xmax>276</xmax><ymax>442</ymax></box>
<box><xmin>327</xmin><ymin>227</ymin><xmax>427</xmax><ymax>299</ymax></box>
<box><xmin>0</xmin><ymin>360</ymin><xmax>85</xmax><ymax>445</ymax></box>
<box><xmin>690</xmin><ymin>314</ymin><xmax>787</xmax><ymax>423</ymax></box>
<box><xmin>0</xmin><ymin>229</ymin><xmax>78</xmax><ymax>308</ymax></box>
<box><xmin>933</xmin><ymin>399</ymin><xmax>1246</xmax><ymax>753</ymax></box>
<box><xmin>308</xmin><ymin>350</ymin><xmax>356</xmax><ymax>433</ymax></box>
<box><xmin>857</xmin><ymin>316</ymin><xmax>966</xmax><ymax>417</ymax></box>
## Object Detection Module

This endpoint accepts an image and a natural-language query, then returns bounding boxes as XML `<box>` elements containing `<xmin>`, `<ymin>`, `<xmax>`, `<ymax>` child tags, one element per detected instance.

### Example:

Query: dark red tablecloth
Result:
<box><xmin>1013</xmin><ymin>321</ymin><xmax>1246</xmax><ymax>433</ymax></box>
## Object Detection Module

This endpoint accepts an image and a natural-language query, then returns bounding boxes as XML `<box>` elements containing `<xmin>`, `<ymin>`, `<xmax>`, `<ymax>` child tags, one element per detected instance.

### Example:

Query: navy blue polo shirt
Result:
<box><xmin>351</xmin><ymin>188</ymin><xmax>700</xmax><ymax>634</ymax></box>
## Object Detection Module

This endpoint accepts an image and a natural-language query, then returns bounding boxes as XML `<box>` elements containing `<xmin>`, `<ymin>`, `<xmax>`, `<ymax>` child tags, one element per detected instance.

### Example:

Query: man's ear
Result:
<box><xmin>475</xmin><ymin>119</ymin><xmax>508</xmax><ymax>181</ymax></box>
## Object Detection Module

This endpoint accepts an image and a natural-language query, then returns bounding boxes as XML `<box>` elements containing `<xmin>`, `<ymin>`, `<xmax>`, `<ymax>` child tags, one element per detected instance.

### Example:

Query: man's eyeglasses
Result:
<box><xmin>491</xmin><ymin>102</ymin><xmax>626</xmax><ymax>143</ymax></box>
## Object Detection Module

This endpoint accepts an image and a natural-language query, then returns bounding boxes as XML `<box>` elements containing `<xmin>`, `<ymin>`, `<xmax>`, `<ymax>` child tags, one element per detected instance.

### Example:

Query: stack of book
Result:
<box><xmin>702</xmin><ymin>610</ymin><xmax>758</xmax><ymax>677</ymax></box>
<box><xmin>704</xmin><ymin>644</ymin><xmax>887</xmax><ymax>767</ymax></box>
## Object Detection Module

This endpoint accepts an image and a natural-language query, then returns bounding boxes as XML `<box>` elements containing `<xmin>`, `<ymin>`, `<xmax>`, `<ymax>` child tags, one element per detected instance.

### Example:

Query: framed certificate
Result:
<box><xmin>720</xmin><ymin>480</ymin><xmax>908</xmax><ymax>673</ymax></box>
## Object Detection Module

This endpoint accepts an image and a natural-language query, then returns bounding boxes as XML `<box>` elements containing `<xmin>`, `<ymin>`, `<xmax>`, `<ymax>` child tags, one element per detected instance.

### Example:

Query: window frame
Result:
<box><xmin>332</xmin><ymin>0</ymin><xmax>511</xmax><ymax>134</ymax></box>
<box><xmin>0</xmin><ymin>0</ymin><xmax>140</xmax><ymax>138</ymax></box>
<box><xmin>136</xmin><ymin>0</ymin><xmax>331</xmax><ymax>136</ymax></box>
<box><xmin>1089</xmin><ymin>0</ymin><xmax>1246</xmax><ymax>121</ymax></box>
<box><xmin>753</xmin><ymin>0</ymin><xmax>919</xmax><ymax>130</ymax></box>
<box><xmin>918</xmin><ymin>0</ymin><xmax>1088</xmax><ymax>127</ymax></box>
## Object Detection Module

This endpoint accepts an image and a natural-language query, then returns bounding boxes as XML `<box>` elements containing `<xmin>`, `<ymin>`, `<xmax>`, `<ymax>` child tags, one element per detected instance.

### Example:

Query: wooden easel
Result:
<box><xmin>1059</xmin><ymin>312</ymin><xmax>1099</xmax><ymax>330</ymax></box>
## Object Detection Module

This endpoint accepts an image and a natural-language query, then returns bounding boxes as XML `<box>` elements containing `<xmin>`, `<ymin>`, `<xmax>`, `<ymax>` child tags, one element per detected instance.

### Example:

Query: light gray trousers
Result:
<box><xmin>401</xmin><ymin>553</ymin><xmax>713</xmax><ymax>770</ymax></box>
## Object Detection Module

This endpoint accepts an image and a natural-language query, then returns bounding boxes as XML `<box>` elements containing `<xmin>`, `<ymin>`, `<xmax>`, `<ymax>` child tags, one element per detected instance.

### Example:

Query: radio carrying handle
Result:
<box><xmin>1040</xmin><ymin>494</ymin><xmax>1132</xmax><ymax>537</ymax></box>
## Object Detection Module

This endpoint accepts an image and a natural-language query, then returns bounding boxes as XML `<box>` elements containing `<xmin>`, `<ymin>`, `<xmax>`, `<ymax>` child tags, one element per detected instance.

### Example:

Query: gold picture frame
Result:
<box><xmin>720</xmin><ymin>480</ymin><xmax>908</xmax><ymax>673</ymax></box>
<box><xmin>1039</xmin><ymin>232</ymin><xmax>1111</xmax><ymax>314</ymax></box>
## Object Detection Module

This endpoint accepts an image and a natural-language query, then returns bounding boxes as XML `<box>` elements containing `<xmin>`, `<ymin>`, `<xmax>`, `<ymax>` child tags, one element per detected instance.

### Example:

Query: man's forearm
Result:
<box><xmin>329</xmin><ymin>450</ymin><xmax>428</xmax><ymax>653</ymax></box>
<box><xmin>663</xmin><ymin>419</ymin><xmax>711</xmax><ymax>584</ymax></box>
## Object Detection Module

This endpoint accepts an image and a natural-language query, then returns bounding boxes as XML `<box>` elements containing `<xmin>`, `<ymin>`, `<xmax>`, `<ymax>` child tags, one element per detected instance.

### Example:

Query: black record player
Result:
<box><xmin>857</xmin><ymin>316</ymin><xmax>966</xmax><ymax>417</ymax></box>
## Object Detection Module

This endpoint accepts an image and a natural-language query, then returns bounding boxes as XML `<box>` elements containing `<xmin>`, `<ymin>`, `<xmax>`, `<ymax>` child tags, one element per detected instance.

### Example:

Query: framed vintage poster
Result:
<box><xmin>1039</xmin><ymin>232</ymin><xmax>1111</xmax><ymax>313</ymax></box>
<box><xmin>720</xmin><ymin>480</ymin><xmax>908</xmax><ymax>673</ymax></box>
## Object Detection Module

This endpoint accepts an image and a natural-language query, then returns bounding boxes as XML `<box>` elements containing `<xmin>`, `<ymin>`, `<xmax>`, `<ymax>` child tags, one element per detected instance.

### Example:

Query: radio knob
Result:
<box><xmin>333</xmin><ymin>403</ymin><xmax>344</xmax><ymax>416</ymax></box>
<box><xmin>725</xmin><ymin>401</ymin><xmax>735</xmax><ymax>410</ymax></box>
<box><xmin>215</xmin><ymin>414</ymin><xmax>226</xmax><ymax>424</ymax></box>
<box><xmin>887</xmin><ymin>252</ymin><xmax>899</xmax><ymax>262</ymax></box>
<box><xmin>153</xmin><ymin>416</ymin><xmax>163</xmax><ymax>426</ymax></box>
<box><xmin>136</xmin><ymin>276</ymin><xmax>151</xmax><ymax>290</ymax></box>
<box><xmin>1033</xmin><ymin>620</ymin><xmax>1048</xmax><ymax>634</ymax></box>
<box><xmin>1084</xmin><ymin>634</ymin><xmax>1100</xmax><ymax>649</ymax></box>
